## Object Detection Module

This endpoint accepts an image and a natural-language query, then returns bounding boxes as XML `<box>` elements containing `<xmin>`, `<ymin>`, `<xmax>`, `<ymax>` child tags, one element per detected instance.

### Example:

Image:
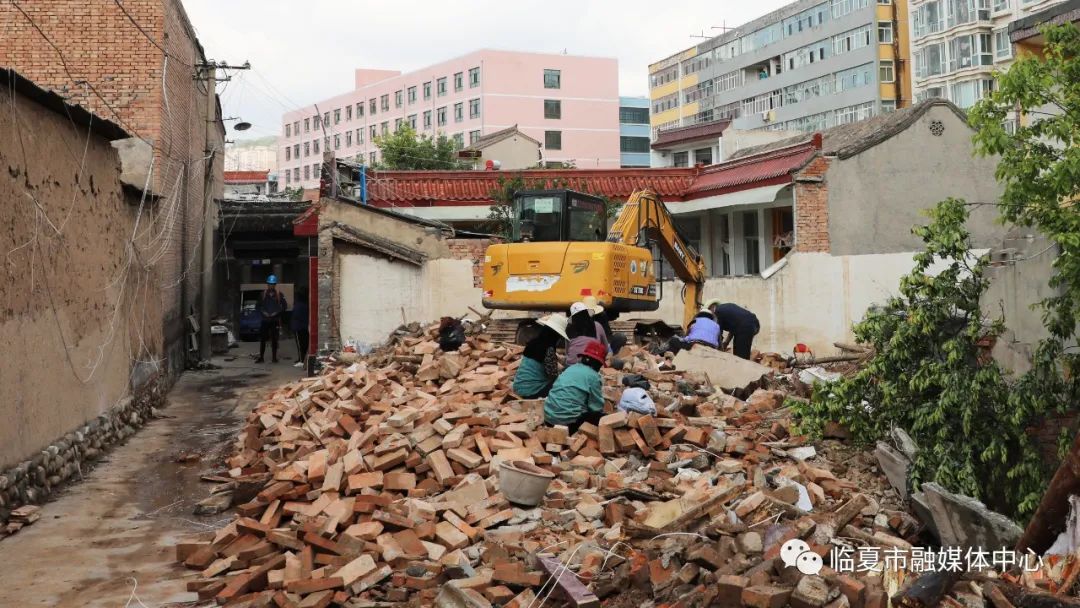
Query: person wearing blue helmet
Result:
<box><xmin>256</xmin><ymin>274</ymin><xmax>287</xmax><ymax>363</ymax></box>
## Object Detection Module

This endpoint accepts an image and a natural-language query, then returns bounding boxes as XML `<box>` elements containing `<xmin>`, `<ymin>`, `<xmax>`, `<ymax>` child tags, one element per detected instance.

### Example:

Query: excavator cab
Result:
<box><xmin>511</xmin><ymin>190</ymin><xmax>606</xmax><ymax>243</ymax></box>
<box><xmin>483</xmin><ymin>189</ymin><xmax>656</xmax><ymax>314</ymax></box>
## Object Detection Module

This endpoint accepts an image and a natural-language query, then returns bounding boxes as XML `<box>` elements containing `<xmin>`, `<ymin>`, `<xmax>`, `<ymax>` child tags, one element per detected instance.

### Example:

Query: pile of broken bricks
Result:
<box><xmin>175</xmin><ymin>322</ymin><xmax>1043</xmax><ymax>608</ymax></box>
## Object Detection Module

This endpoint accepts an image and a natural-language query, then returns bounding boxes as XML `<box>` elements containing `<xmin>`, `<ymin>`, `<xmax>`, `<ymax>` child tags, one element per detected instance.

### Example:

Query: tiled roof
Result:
<box><xmin>651</xmin><ymin>120</ymin><xmax>732</xmax><ymax>150</ymax></box>
<box><xmin>466</xmin><ymin>125</ymin><xmax>540</xmax><ymax>150</ymax></box>
<box><xmin>687</xmin><ymin>139</ymin><xmax>819</xmax><ymax>195</ymax></box>
<box><xmin>367</xmin><ymin>168</ymin><xmax>699</xmax><ymax>206</ymax></box>
<box><xmin>225</xmin><ymin>170</ymin><xmax>270</xmax><ymax>183</ymax></box>
<box><xmin>729</xmin><ymin>100</ymin><xmax>969</xmax><ymax>161</ymax></box>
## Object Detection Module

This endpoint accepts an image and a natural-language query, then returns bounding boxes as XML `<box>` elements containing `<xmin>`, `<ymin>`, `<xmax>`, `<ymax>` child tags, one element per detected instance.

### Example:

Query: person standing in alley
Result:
<box><xmin>543</xmin><ymin>338</ymin><xmax>607</xmax><ymax>435</ymax></box>
<box><xmin>707</xmin><ymin>301</ymin><xmax>760</xmax><ymax>360</ymax></box>
<box><xmin>291</xmin><ymin>288</ymin><xmax>309</xmax><ymax>369</ymax></box>
<box><xmin>256</xmin><ymin>275</ymin><xmax>287</xmax><ymax>363</ymax></box>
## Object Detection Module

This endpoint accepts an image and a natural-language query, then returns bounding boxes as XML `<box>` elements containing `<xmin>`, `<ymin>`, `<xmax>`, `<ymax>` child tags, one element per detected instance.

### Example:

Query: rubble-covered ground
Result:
<box><xmin>174</xmin><ymin>323</ymin><xmax>1077</xmax><ymax>608</ymax></box>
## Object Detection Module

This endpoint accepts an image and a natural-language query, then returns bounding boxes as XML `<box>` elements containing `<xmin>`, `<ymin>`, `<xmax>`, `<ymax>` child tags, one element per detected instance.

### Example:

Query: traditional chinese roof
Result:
<box><xmin>651</xmin><ymin>120</ymin><xmax>732</xmax><ymax>150</ymax></box>
<box><xmin>225</xmin><ymin>170</ymin><xmax>271</xmax><ymax>184</ymax></box>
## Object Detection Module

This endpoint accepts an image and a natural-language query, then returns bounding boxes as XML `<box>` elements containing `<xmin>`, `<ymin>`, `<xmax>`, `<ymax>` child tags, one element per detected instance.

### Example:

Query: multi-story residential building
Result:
<box><xmin>619</xmin><ymin>96</ymin><xmax>651</xmax><ymax>167</ymax></box>
<box><xmin>226</xmin><ymin>139</ymin><xmax>279</xmax><ymax>172</ymax></box>
<box><xmin>909</xmin><ymin>0</ymin><xmax>1067</xmax><ymax>110</ymax></box>
<box><xmin>279</xmin><ymin>50</ymin><xmax>619</xmax><ymax>189</ymax></box>
<box><xmin>648</xmin><ymin>0</ymin><xmax>911</xmax><ymax>137</ymax></box>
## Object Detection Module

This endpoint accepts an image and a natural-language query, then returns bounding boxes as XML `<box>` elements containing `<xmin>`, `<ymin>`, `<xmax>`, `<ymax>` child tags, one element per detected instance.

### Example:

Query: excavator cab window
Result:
<box><xmin>511</xmin><ymin>190</ymin><xmax>605</xmax><ymax>243</ymax></box>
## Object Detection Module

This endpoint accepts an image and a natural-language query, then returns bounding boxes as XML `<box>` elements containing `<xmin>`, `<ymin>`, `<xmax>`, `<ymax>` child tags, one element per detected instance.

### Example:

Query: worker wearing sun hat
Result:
<box><xmin>565</xmin><ymin>301</ymin><xmax>609</xmax><ymax>365</ymax></box>
<box><xmin>544</xmin><ymin>338</ymin><xmax>607</xmax><ymax>435</ymax></box>
<box><xmin>584</xmin><ymin>295</ymin><xmax>627</xmax><ymax>355</ymax></box>
<box><xmin>512</xmin><ymin>314</ymin><xmax>569</xmax><ymax>398</ymax></box>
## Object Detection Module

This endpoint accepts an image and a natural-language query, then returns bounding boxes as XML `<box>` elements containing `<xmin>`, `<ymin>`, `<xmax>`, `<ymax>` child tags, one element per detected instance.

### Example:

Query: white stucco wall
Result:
<box><xmin>649</xmin><ymin>252</ymin><xmax>924</xmax><ymax>354</ymax></box>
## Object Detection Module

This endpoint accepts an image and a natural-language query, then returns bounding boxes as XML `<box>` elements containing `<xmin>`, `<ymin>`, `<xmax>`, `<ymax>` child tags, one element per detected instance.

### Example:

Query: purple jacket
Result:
<box><xmin>685</xmin><ymin>317</ymin><xmax>721</xmax><ymax>347</ymax></box>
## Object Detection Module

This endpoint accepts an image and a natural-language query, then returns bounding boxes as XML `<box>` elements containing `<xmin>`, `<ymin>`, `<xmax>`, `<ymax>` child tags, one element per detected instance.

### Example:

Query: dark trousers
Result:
<box><xmin>553</xmin><ymin>410</ymin><xmax>604</xmax><ymax>436</ymax></box>
<box><xmin>294</xmin><ymin>329</ymin><xmax>309</xmax><ymax>363</ymax></box>
<box><xmin>610</xmin><ymin>333</ymin><xmax>628</xmax><ymax>354</ymax></box>
<box><xmin>731</xmin><ymin>323</ymin><xmax>760</xmax><ymax>360</ymax></box>
<box><xmin>259</xmin><ymin>320</ymin><xmax>279</xmax><ymax>359</ymax></box>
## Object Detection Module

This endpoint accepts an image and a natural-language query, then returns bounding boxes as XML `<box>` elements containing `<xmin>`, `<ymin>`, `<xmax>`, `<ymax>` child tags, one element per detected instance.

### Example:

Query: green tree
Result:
<box><xmin>372</xmin><ymin>126</ymin><xmax>466</xmax><ymax>170</ymax></box>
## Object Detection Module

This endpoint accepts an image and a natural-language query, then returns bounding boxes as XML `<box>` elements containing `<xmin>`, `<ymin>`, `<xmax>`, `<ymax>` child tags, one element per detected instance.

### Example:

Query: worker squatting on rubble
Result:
<box><xmin>256</xmin><ymin>275</ymin><xmax>287</xmax><ymax>364</ymax></box>
<box><xmin>666</xmin><ymin>308</ymin><xmax>723</xmax><ymax>356</ymax></box>
<box><xmin>542</xmin><ymin>338</ymin><xmax>607</xmax><ymax>434</ymax></box>
<box><xmin>707</xmin><ymin>301</ymin><xmax>761</xmax><ymax>360</ymax></box>
<box><xmin>511</xmin><ymin>314</ymin><xmax>569</xmax><ymax>399</ymax></box>
<box><xmin>565</xmin><ymin>301</ymin><xmax>610</xmax><ymax>365</ymax></box>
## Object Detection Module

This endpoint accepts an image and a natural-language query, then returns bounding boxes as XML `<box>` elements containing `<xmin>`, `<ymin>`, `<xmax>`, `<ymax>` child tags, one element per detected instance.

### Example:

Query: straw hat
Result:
<box><xmin>581</xmin><ymin>295</ymin><xmax>604</xmax><ymax>316</ymax></box>
<box><xmin>536</xmin><ymin>314</ymin><xmax>569</xmax><ymax>341</ymax></box>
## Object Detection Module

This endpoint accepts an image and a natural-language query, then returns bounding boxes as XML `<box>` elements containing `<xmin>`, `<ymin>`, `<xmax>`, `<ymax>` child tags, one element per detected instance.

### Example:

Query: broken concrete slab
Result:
<box><xmin>874</xmin><ymin>442</ymin><xmax>910</xmax><ymax>500</ymax></box>
<box><xmin>910</xmin><ymin>491</ymin><xmax>941</xmax><ymax>543</ymax></box>
<box><xmin>920</xmin><ymin>482</ymin><xmax>1022</xmax><ymax>551</ymax></box>
<box><xmin>672</xmin><ymin>347</ymin><xmax>772</xmax><ymax>393</ymax></box>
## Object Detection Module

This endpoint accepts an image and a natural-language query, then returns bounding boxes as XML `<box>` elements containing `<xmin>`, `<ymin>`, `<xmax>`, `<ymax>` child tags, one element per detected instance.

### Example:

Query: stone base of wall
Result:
<box><xmin>0</xmin><ymin>373</ymin><xmax>172</xmax><ymax>528</ymax></box>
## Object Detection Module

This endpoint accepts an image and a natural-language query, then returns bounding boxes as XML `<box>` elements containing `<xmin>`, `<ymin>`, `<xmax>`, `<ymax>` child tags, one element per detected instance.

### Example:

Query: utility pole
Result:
<box><xmin>196</xmin><ymin>59</ymin><xmax>249</xmax><ymax>361</ymax></box>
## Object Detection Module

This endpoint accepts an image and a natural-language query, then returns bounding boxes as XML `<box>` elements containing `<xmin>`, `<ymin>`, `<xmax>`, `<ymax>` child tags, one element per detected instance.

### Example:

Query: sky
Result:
<box><xmin>183</xmin><ymin>0</ymin><xmax>791</xmax><ymax>142</ymax></box>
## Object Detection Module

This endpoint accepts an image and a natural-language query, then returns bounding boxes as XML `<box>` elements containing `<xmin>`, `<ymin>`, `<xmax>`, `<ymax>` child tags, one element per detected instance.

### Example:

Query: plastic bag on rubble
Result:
<box><xmin>617</xmin><ymin>387</ymin><xmax>657</xmax><ymax>415</ymax></box>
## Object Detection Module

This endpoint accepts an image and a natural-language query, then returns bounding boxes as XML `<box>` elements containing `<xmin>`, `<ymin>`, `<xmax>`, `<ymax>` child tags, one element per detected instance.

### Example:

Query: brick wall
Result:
<box><xmin>794</xmin><ymin>156</ymin><xmax>831</xmax><ymax>254</ymax></box>
<box><xmin>1</xmin><ymin>0</ymin><xmax>224</xmax><ymax>369</ymax></box>
<box><xmin>446</xmin><ymin>239</ymin><xmax>491</xmax><ymax>288</ymax></box>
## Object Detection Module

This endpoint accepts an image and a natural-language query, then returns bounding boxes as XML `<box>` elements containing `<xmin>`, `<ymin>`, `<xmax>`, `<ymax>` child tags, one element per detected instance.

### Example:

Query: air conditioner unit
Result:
<box><xmin>761</xmin><ymin>110</ymin><xmax>775</xmax><ymax>122</ymax></box>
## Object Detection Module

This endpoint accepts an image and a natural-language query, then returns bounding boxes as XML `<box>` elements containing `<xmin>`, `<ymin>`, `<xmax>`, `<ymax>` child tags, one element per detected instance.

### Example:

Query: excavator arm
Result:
<box><xmin>606</xmin><ymin>189</ymin><xmax>707</xmax><ymax>330</ymax></box>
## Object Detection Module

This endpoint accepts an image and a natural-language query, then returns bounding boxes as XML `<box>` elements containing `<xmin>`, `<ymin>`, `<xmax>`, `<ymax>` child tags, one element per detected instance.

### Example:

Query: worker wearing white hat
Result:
<box><xmin>566</xmin><ymin>301</ymin><xmax>610</xmax><ymax>365</ymax></box>
<box><xmin>512</xmin><ymin>314</ymin><xmax>569</xmax><ymax>398</ymax></box>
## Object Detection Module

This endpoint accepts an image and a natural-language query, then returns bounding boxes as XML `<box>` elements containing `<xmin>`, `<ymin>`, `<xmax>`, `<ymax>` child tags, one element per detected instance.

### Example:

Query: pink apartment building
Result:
<box><xmin>278</xmin><ymin>49</ymin><xmax>620</xmax><ymax>189</ymax></box>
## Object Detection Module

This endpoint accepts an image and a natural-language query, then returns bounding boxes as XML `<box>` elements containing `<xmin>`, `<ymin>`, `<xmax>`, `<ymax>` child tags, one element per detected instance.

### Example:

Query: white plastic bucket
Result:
<box><xmin>498</xmin><ymin>460</ymin><xmax>555</xmax><ymax>506</ymax></box>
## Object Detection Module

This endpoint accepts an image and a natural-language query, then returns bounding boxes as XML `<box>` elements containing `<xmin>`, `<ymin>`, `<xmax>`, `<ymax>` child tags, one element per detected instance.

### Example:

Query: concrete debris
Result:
<box><xmin>798</xmin><ymin>367</ymin><xmax>843</xmax><ymax>386</ymax></box>
<box><xmin>920</xmin><ymin>482</ymin><xmax>1023</xmax><ymax>552</ymax></box>
<box><xmin>172</xmin><ymin>320</ymin><xmax>1038</xmax><ymax>607</ymax></box>
<box><xmin>671</xmin><ymin>346</ymin><xmax>773</xmax><ymax>393</ymax></box>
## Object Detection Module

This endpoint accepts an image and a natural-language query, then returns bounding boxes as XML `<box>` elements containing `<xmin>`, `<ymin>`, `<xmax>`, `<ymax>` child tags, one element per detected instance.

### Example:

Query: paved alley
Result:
<box><xmin>0</xmin><ymin>345</ymin><xmax>301</xmax><ymax>608</ymax></box>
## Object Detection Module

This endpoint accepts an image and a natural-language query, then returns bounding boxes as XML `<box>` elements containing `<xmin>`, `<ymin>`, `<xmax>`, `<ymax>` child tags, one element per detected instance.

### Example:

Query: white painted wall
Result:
<box><xmin>649</xmin><ymin>252</ymin><xmax>924</xmax><ymax>354</ymax></box>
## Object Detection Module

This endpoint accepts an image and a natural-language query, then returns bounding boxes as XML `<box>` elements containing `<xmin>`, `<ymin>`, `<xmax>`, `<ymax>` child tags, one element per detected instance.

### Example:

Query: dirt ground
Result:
<box><xmin>0</xmin><ymin>342</ymin><xmax>302</xmax><ymax>608</ymax></box>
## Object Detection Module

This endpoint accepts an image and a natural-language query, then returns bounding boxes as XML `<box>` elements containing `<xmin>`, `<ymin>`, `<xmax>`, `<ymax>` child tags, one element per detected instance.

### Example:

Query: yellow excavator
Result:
<box><xmin>482</xmin><ymin>188</ymin><xmax>706</xmax><ymax>335</ymax></box>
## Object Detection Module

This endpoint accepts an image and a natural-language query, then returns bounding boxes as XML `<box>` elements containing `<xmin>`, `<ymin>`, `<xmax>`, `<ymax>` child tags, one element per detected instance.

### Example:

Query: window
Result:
<box><xmin>831</xmin><ymin>0</ymin><xmax>870</xmax><ymax>19</ymax></box>
<box><xmin>423</xmin><ymin>110</ymin><xmax>432</xmax><ymax>129</ymax></box>
<box><xmin>436</xmin><ymin>106</ymin><xmax>447</xmax><ymax>126</ymax></box>
<box><xmin>313</xmin><ymin>163</ymin><xmax>320</xmax><ymax>179</ymax></box>
<box><xmin>650</xmin><ymin>65</ymin><xmax>678</xmax><ymax>88</ymax></box>
<box><xmin>293</xmin><ymin>120</ymin><xmax>300</xmax><ymax>134</ymax></box>
<box><xmin>380</xmin><ymin>94</ymin><xmax>389</xmax><ymax>111</ymax></box>
<box><xmin>303</xmin><ymin>142</ymin><xmax>310</xmax><ymax>157</ymax></box>
<box><xmin>323</xmin><ymin>112</ymin><xmax>330</xmax><ymax>126</ymax></box>
<box><xmin>454</xmin><ymin>72</ymin><xmax>463</xmax><ymax>91</ymax></box>
<box><xmin>369</xmin><ymin>98</ymin><xmax>377</xmax><ymax>114</ymax></box>
<box><xmin>881</xmin><ymin>100</ymin><xmax>897</xmax><ymax>112</ymax></box>
<box><xmin>878</xmin><ymin>0</ymin><xmax>891</xmax><ymax>3</ymax></box>
<box><xmin>544</xmin><ymin>99</ymin><xmax>561</xmax><ymax>119</ymax></box>
<box><xmin>694</xmin><ymin>147</ymin><xmax>713</xmax><ymax>165</ymax></box>
<box><xmin>619</xmin><ymin>106</ymin><xmax>649</xmax><ymax>123</ymax></box>
<box><xmin>913</xmin><ymin>0</ymin><xmax>945</xmax><ymax>38</ymax></box>
<box><xmin>333</xmin><ymin>134</ymin><xmax>340</xmax><ymax>150</ymax></box>
<box><xmin>370</xmin><ymin>125</ymin><xmax>377</xmax><ymax>140</ymax></box>
<box><xmin>452</xmin><ymin>132</ymin><xmax>464</xmax><ymax>148</ymax></box>
<box><xmin>304</xmin><ymin>118</ymin><xmax>310</xmax><ymax>132</ymax></box>
<box><xmin>395</xmin><ymin>90</ymin><xmax>403</xmax><ymax>108</ymax></box>
<box><xmin>370</xmin><ymin>152</ymin><xmax>376</xmax><ymax>165</ymax></box>
<box><xmin>833</xmin><ymin>25</ymin><xmax>873</xmax><ymax>55</ymax></box>
<box><xmin>994</xmin><ymin>28</ymin><xmax>1012</xmax><ymax>59</ymax></box>
<box><xmin>357</xmin><ymin>128</ymin><xmax>363</xmax><ymax>145</ymax></box>
<box><xmin>394</xmin><ymin>118</ymin><xmax>403</xmax><ymax>131</ymax></box>
<box><xmin>949</xmin><ymin>78</ymin><xmax>994</xmax><ymax>108</ymax></box>
<box><xmin>334</xmin><ymin>109</ymin><xmax>341</xmax><ymax>124</ymax></box>
<box><xmin>380</xmin><ymin>121</ymin><xmax>389</xmax><ymax>135</ymax></box>
<box><xmin>653</xmin><ymin>92</ymin><xmax>679</xmax><ymax>114</ymax></box>
<box><xmin>544</xmin><ymin>69</ymin><xmax>561</xmax><ymax>89</ymax></box>
<box><xmin>284</xmin><ymin>173</ymin><xmax>290</xmax><ymax>186</ymax></box>
<box><xmin>672</xmin><ymin>151</ymin><xmax>689</xmax><ymax>168</ymax></box>
<box><xmin>312</xmin><ymin>139</ymin><xmax>320</xmax><ymax>154</ymax></box>
<box><xmin>285</xmin><ymin>147</ymin><xmax>291</xmax><ymax>160</ymax></box>
<box><xmin>453</xmin><ymin>102</ymin><xmax>463</xmax><ymax>122</ymax></box>
<box><xmin>880</xmin><ymin>59</ymin><xmax>895</xmax><ymax>82</ymax></box>
<box><xmin>423</xmin><ymin>81</ymin><xmax>431</xmax><ymax>99</ymax></box>
<box><xmin>408</xmin><ymin>114</ymin><xmax>417</xmax><ymax>129</ymax></box>
<box><xmin>993</xmin><ymin>0</ymin><xmax>1009</xmax><ymax>10</ymax></box>
<box><xmin>878</xmin><ymin>21</ymin><xmax>894</xmax><ymax>43</ymax></box>
<box><xmin>293</xmin><ymin>167</ymin><xmax>299</xmax><ymax>181</ymax></box>
<box><xmin>544</xmin><ymin>130</ymin><xmax>562</xmax><ymax>150</ymax></box>
<box><xmin>620</xmin><ymin>136</ymin><xmax>650</xmax><ymax>153</ymax></box>
<box><xmin>346</xmin><ymin>105</ymin><xmax>352</xmax><ymax>121</ymax></box>
<box><xmin>313</xmin><ymin>115</ymin><xmax>320</xmax><ymax>130</ymax></box>
<box><xmin>437</xmin><ymin>77</ymin><xmax>447</xmax><ymax>96</ymax></box>
<box><xmin>407</xmin><ymin>86</ymin><xmax>417</xmax><ymax>104</ymax></box>
<box><xmin>469</xmin><ymin>130</ymin><xmax>481</xmax><ymax>145</ymax></box>
<box><xmin>303</xmin><ymin>165</ymin><xmax>310</xmax><ymax>180</ymax></box>
<box><xmin>346</xmin><ymin>131</ymin><xmax>352</xmax><ymax>147</ymax></box>
<box><xmin>356</xmin><ymin>103</ymin><xmax>363</xmax><ymax>118</ymax></box>
<box><xmin>469</xmin><ymin>67</ymin><xmax>480</xmax><ymax>87</ymax></box>
<box><xmin>914</xmin><ymin>42</ymin><xmax>946</xmax><ymax>78</ymax></box>
<box><xmin>743</xmin><ymin>211</ymin><xmax>761</xmax><ymax>274</ymax></box>
<box><xmin>285</xmin><ymin>123</ymin><xmax>291</xmax><ymax>137</ymax></box>
<box><xmin>469</xmin><ymin>98</ymin><xmax>480</xmax><ymax>119</ymax></box>
<box><xmin>293</xmin><ymin>144</ymin><xmax>299</xmax><ymax>157</ymax></box>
